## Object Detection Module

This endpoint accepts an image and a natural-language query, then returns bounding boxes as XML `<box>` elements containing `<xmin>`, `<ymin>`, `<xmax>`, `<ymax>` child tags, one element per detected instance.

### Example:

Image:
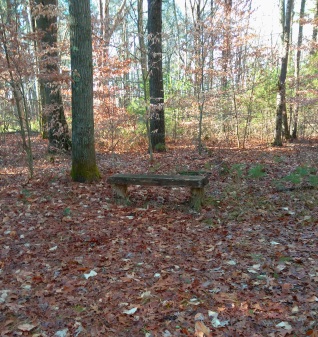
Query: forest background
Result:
<box><xmin>1</xmin><ymin>0</ymin><xmax>318</xmax><ymax>171</ymax></box>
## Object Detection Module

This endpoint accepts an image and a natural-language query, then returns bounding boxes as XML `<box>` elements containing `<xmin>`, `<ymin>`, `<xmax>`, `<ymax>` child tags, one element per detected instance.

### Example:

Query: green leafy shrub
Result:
<box><xmin>248</xmin><ymin>164</ymin><xmax>266</xmax><ymax>178</ymax></box>
<box><xmin>283</xmin><ymin>166</ymin><xmax>318</xmax><ymax>187</ymax></box>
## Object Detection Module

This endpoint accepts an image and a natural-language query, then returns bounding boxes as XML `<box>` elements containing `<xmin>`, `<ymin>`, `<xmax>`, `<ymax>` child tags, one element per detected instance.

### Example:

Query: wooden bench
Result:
<box><xmin>107</xmin><ymin>173</ymin><xmax>209</xmax><ymax>210</ymax></box>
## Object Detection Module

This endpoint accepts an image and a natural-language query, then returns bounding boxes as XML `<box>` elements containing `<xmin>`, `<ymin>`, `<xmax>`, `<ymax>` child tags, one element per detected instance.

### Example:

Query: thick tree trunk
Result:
<box><xmin>148</xmin><ymin>0</ymin><xmax>165</xmax><ymax>152</ymax></box>
<box><xmin>69</xmin><ymin>0</ymin><xmax>100</xmax><ymax>182</ymax></box>
<box><xmin>273</xmin><ymin>0</ymin><xmax>293</xmax><ymax>146</ymax></box>
<box><xmin>34</xmin><ymin>0</ymin><xmax>71</xmax><ymax>152</ymax></box>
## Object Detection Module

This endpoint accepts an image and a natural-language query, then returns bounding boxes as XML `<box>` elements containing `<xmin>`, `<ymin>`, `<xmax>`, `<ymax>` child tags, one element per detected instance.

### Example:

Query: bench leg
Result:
<box><xmin>112</xmin><ymin>184</ymin><xmax>128</xmax><ymax>199</ymax></box>
<box><xmin>190</xmin><ymin>187</ymin><xmax>205</xmax><ymax>211</ymax></box>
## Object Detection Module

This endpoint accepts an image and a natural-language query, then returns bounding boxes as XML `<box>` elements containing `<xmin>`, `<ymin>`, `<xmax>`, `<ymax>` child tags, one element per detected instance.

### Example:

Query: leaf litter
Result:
<box><xmin>0</xmin><ymin>134</ymin><xmax>317</xmax><ymax>336</ymax></box>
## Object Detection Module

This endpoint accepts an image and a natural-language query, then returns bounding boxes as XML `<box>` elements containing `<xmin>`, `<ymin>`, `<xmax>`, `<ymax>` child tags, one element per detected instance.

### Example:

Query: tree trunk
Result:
<box><xmin>138</xmin><ymin>0</ymin><xmax>152</xmax><ymax>157</ymax></box>
<box><xmin>292</xmin><ymin>0</ymin><xmax>306</xmax><ymax>139</ymax></box>
<box><xmin>148</xmin><ymin>0</ymin><xmax>165</xmax><ymax>152</ymax></box>
<box><xmin>221</xmin><ymin>0</ymin><xmax>232</xmax><ymax>132</ymax></box>
<box><xmin>102</xmin><ymin>0</ymin><xmax>126</xmax><ymax>59</ymax></box>
<box><xmin>99</xmin><ymin>0</ymin><xmax>104</xmax><ymax>38</ymax></box>
<box><xmin>34</xmin><ymin>0</ymin><xmax>71</xmax><ymax>152</ymax></box>
<box><xmin>190</xmin><ymin>0</ymin><xmax>207</xmax><ymax>154</ymax></box>
<box><xmin>1</xmin><ymin>0</ymin><xmax>34</xmax><ymax>177</ymax></box>
<box><xmin>273</xmin><ymin>0</ymin><xmax>293</xmax><ymax>146</ymax></box>
<box><xmin>311</xmin><ymin>0</ymin><xmax>318</xmax><ymax>54</ymax></box>
<box><xmin>138</xmin><ymin>0</ymin><xmax>149</xmax><ymax>101</ymax></box>
<box><xmin>69</xmin><ymin>0</ymin><xmax>100</xmax><ymax>183</ymax></box>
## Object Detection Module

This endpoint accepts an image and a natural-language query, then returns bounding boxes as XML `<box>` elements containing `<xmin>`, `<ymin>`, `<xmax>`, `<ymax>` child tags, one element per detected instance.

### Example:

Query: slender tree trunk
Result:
<box><xmin>122</xmin><ymin>9</ymin><xmax>130</xmax><ymax>108</ymax></box>
<box><xmin>148</xmin><ymin>0</ymin><xmax>165</xmax><ymax>151</ymax></box>
<box><xmin>69</xmin><ymin>0</ymin><xmax>100</xmax><ymax>182</ymax></box>
<box><xmin>207</xmin><ymin>2</ymin><xmax>215</xmax><ymax>91</ymax></box>
<box><xmin>1</xmin><ymin>0</ymin><xmax>34</xmax><ymax>177</ymax></box>
<box><xmin>292</xmin><ymin>0</ymin><xmax>306</xmax><ymax>139</ymax></box>
<box><xmin>138</xmin><ymin>0</ymin><xmax>149</xmax><ymax>101</ymax></box>
<box><xmin>99</xmin><ymin>0</ymin><xmax>104</xmax><ymax>38</ymax></box>
<box><xmin>172</xmin><ymin>0</ymin><xmax>184</xmax><ymax>67</ymax></box>
<box><xmin>273</xmin><ymin>0</ymin><xmax>293</xmax><ymax>146</ymax></box>
<box><xmin>311</xmin><ymin>0</ymin><xmax>318</xmax><ymax>54</ymax></box>
<box><xmin>221</xmin><ymin>0</ymin><xmax>232</xmax><ymax>132</ymax></box>
<box><xmin>137</xmin><ymin>0</ymin><xmax>152</xmax><ymax>158</ymax></box>
<box><xmin>190</xmin><ymin>0</ymin><xmax>207</xmax><ymax>154</ymax></box>
<box><xmin>184</xmin><ymin>0</ymin><xmax>189</xmax><ymax>75</ymax></box>
<box><xmin>102</xmin><ymin>0</ymin><xmax>126</xmax><ymax>58</ymax></box>
<box><xmin>33</xmin><ymin>0</ymin><xmax>71</xmax><ymax>152</ymax></box>
<box><xmin>27</xmin><ymin>3</ymin><xmax>42</xmax><ymax>132</ymax></box>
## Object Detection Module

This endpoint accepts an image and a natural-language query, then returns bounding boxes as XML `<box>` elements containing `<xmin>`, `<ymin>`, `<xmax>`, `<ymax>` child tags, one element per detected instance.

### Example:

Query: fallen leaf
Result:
<box><xmin>208</xmin><ymin>311</ymin><xmax>229</xmax><ymax>328</ymax></box>
<box><xmin>195</xmin><ymin>321</ymin><xmax>212</xmax><ymax>337</ymax></box>
<box><xmin>307</xmin><ymin>295</ymin><xmax>318</xmax><ymax>302</ymax></box>
<box><xmin>306</xmin><ymin>329</ymin><xmax>318</xmax><ymax>336</ymax></box>
<box><xmin>282</xmin><ymin>283</ymin><xmax>292</xmax><ymax>293</ymax></box>
<box><xmin>276</xmin><ymin>321</ymin><xmax>292</xmax><ymax>330</ymax></box>
<box><xmin>276</xmin><ymin>264</ymin><xmax>286</xmax><ymax>272</ymax></box>
<box><xmin>195</xmin><ymin>313</ymin><xmax>205</xmax><ymax>321</ymax></box>
<box><xmin>83</xmin><ymin>270</ymin><xmax>97</xmax><ymax>279</ymax></box>
<box><xmin>123</xmin><ymin>307</ymin><xmax>138</xmax><ymax>315</ymax></box>
<box><xmin>291</xmin><ymin>305</ymin><xmax>299</xmax><ymax>313</ymax></box>
<box><xmin>18</xmin><ymin>323</ymin><xmax>37</xmax><ymax>331</ymax></box>
<box><xmin>54</xmin><ymin>328</ymin><xmax>69</xmax><ymax>337</ymax></box>
<box><xmin>226</xmin><ymin>260</ymin><xmax>236</xmax><ymax>265</ymax></box>
<box><xmin>140</xmin><ymin>291</ymin><xmax>151</xmax><ymax>299</ymax></box>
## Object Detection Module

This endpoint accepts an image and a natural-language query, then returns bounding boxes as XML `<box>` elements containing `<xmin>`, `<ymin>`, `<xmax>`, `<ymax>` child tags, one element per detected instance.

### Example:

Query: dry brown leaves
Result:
<box><xmin>0</xmin><ymin>134</ymin><xmax>317</xmax><ymax>336</ymax></box>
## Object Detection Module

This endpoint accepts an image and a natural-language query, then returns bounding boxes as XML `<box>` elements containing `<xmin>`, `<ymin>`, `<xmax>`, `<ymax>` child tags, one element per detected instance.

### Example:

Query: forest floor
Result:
<box><xmin>0</xmin><ymin>133</ymin><xmax>318</xmax><ymax>337</ymax></box>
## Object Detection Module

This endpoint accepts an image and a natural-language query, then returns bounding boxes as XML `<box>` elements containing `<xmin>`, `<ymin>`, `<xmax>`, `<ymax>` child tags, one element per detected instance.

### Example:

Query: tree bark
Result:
<box><xmin>189</xmin><ymin>0</ymin><xmax>208</xmax><ymax>153</ymax></box>
<box><xmin>148</xmin><ymin>0</ymin><xmax>165</xmax><ymax>151</ymax></box>
<box><xmin>221</xmin><ymin>0</ymin><xmax>232</xmax><ymax>132</ymax></box>
<box><xmin>69</xmin><ymin>0</ymin><xmax>100</xmax><ymax>182</ymax></box>
<box><xmin>292</xmin><ymin>0</ymin><xmax>306</xmax><ymax>139</ymax></box>
<box><xmin>34</xmin><ymin>0</ymin><xmax>71</xmax><ymax>152</ymax></box>
<box><xmin>137</xmin><ymin>0</ymin><xmax>150</xmax><ymax>105</ymax></box>
<box><xmin>311</xmin><ymin>0</ymin><xmax>318</xmax><ymax>54</ymax></box>
<box><xmin>273</xmin><ymin>0</ymin><xmax>293</xmax><ymax>146</ymax></box>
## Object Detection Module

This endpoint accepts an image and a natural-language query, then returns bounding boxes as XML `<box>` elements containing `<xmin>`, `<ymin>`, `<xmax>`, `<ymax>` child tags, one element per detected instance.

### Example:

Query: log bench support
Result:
<box><xmin>107</xmin><ymin>174</ymin><xmax>209</xmax><ymax>211</ymax></box>
<box><xmin>190</xmin><ymin>187</ymin><xmax>205</xmax><ymax>211</ymax></box>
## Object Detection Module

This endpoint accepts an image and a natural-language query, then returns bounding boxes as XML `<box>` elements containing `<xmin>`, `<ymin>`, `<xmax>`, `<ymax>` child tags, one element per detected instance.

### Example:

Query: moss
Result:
<box><xmin>154</xmin><ymin>142</ymin><xmax>166</xmax><ymax>152</ymax></box>
<box><xmin>71</xmin><ymin>163</ymin><xmax>101</xmax><ymax>183</ymax></box>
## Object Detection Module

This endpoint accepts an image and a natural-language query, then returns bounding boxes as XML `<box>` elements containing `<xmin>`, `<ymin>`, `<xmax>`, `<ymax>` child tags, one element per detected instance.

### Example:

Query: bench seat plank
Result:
<box><xmin>107</xmin><ymin>174</ymin><xmax>208</xmax><ymax>188</ymax></box>
<box><xmin>107</xmin><ymin>174</ymin><xmax>209</xmax><ymax>211</ymax></box>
